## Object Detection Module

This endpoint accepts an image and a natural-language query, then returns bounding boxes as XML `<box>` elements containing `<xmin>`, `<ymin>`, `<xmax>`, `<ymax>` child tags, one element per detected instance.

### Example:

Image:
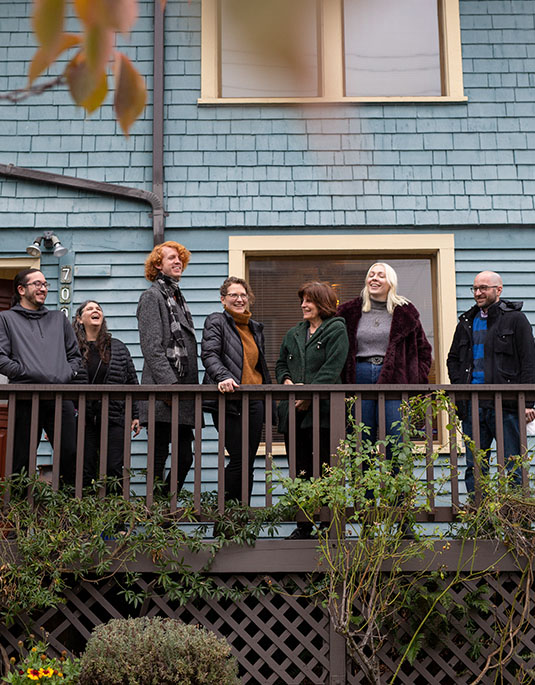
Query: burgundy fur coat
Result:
<box><xmin>337</xmin><ymin>297</ymin><xmax>432</xmax><ymax>384</ymax></box>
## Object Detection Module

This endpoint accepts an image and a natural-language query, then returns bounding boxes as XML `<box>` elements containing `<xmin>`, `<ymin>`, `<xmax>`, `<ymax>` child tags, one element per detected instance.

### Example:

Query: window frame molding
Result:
<box><xmin>228</xmin><ymin>233</ymin><xmax>457</xmax><ymax>386</ymax></box>
<box><xmin>200</xmin><ymin>0</ymin><xmax>466</xmax><ymax>104</ymax></box>
<box><xmin>0</xmin><ymin>257</ymin><xmax>40</xmax><ymax>280</ymax></box>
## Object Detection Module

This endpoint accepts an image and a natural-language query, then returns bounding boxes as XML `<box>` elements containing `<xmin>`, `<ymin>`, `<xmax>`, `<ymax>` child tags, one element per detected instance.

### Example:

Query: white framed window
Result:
<box><xmin>228</xmin><ymin>233</ymin><xmax>457</xmax><ymax>385</ymax></box>
<box><xmin>201</xmin><ymin>0</ymin><xmax>465</xmax><ymax>103</ymax></box>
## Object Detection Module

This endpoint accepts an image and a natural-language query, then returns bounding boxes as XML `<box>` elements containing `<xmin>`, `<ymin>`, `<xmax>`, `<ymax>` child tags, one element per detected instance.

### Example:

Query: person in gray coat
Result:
<box><xmin>136</xmin><ymin>241</ymin><xmax>198</xmax><ymax>497</ymax></box>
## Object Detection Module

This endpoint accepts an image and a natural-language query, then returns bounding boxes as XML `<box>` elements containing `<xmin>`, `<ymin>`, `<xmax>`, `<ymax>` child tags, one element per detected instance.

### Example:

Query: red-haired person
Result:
<box><xmin>136</xmin><ymin>241</ymin><xmax>198</xmax><ymax>497</ymax></box>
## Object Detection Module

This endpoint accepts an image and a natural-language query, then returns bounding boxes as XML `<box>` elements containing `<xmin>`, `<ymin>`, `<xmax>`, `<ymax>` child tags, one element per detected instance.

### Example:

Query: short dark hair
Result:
<box><xmin>297</xmin><ymin>281</ymin><xmax>338</xmax><ymax>319</ymax></box>
<box><xmin>220</xmin><ymin>277</ymin><xmax>255</xmax><ymax>305</ymax></box>
<box><xmin>11</xmin><ymin>268</ymin><xmax>42</xmax><ymax>306</ymax></box>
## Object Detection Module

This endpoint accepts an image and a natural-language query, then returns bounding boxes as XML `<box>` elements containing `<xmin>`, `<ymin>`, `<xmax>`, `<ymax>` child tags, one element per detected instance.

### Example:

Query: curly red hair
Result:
<box><xmin>144</xmin><ymin>241</ymin><xmax>191</xmax><ymax>281</ymax></box>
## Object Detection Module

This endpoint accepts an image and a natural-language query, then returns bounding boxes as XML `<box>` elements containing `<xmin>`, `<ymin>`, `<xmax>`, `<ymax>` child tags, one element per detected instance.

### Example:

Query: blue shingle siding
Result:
<box><xmin>3</xmin><ymin>1</ymin><xmax>535</xmax><ymax>496</ymax></box>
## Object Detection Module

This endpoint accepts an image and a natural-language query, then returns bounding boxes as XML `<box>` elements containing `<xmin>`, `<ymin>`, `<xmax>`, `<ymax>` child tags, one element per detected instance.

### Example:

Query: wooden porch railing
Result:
<box><xmin>1</xmin><ymin>384</ymin><xmax>533</xmax><ymax>520</ymax></box>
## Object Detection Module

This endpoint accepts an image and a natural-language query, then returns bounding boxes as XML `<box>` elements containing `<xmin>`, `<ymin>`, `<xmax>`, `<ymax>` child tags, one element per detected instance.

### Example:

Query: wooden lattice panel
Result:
<box><xmin>2</xmin><ymin>571</ymin><xmax>535</xmax><ymax>684</ymax></box>
<box><xmin>347</xmin><ymin>572</ymin><xmax>535</xmax><ymax>684</ymax></box>
<box><xmin>0</xmin><ymin>573</ymin><xmax>330</xmax><ymax>685</ymax></box>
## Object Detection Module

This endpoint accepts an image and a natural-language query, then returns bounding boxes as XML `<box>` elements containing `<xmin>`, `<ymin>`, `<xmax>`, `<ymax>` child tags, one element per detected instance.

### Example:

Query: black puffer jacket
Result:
<box><xmin>86</xmin><ymin>337</ymin><xmax>139</xmax><ymax>426</ymax></box>
<box><xmin>201</xmin><ymin>310</ymin><xmax>271</xmax><ymax>415</ymax></box>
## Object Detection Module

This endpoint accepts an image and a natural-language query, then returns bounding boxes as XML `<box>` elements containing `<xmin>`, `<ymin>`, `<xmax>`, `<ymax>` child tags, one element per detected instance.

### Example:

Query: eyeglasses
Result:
<box><xmin>226</xmin><ymin>293</ymin><xmax>248</xmax><ymax>301</ymax></box>
<box><xmin>24</xmin><ymin>281</ymin><xmax>50</xmax><ymax>290</ymax></box>
<box><xmin>470</xmin><ymin>285</ymin><xmax>498</xmax><ymax>294</ymax></box>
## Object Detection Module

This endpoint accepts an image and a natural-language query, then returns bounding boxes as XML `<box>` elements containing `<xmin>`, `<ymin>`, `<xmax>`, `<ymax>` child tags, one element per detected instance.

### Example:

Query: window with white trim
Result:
<box><xmin>201</xmin><ymin>0</ymin><xmax>465</xmax><ymax>103</ymax></box>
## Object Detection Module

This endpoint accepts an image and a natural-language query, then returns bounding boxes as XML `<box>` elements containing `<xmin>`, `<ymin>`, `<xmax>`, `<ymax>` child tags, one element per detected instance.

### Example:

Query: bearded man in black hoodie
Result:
<box><xmin>0</xmin><ymin>268</ymin><xmax>82</xmax><ymax>483</ymax></box>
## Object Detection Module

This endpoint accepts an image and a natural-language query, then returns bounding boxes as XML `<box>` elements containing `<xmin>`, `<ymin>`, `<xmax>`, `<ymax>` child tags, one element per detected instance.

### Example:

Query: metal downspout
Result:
<box><xmin>152</xmin><ymin>0</ymin><xmax>165</xmax><ymax>244</ymax></box>
<box><xmin>0</xmin><ymin>163</ymin><xmax>164</xmax><ymax>245</ymax></box>
<box><xmin>0</xmin><ymin>2</ymin><xmax>167</xmax><ymax>246</ymax></box>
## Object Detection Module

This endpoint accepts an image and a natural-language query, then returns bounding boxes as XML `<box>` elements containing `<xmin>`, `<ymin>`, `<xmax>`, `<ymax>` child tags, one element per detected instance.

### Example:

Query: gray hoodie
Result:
<box><xmin>0</xmin><ymin>304</ymin><xmax>82</xmax><ymax>384</ymax></box>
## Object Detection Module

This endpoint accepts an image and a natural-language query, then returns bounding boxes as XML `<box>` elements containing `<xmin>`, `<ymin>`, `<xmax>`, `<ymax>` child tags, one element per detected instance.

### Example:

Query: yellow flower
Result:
<box><xmin>40</xmin><ymin>667</ymin><xmax>54</xmax><ymax>677</ymax></box>
<box><xmin>27</xmin><ymin>668</ymin><xmax>41</xmax><ymax>680</ymax></box>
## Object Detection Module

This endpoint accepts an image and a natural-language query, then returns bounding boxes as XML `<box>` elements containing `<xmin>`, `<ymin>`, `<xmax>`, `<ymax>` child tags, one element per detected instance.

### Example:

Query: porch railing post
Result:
<box><xmin>329</xmin><ymin>619</ymin><xmax>346</xmax><ymax>685</ymax></box>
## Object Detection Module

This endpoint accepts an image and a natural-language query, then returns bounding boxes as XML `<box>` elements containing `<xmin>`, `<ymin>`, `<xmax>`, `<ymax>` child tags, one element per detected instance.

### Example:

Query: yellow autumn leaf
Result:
<box><xmin>32</xmin><ymin>0</ymin><xmax>65</xmax><ymax>50</ymax></box>
<box><xmin>28</xmin><ymin>33</ymin><xmax>82</xmax><ymax>85</ymax></box>
<box><xmin>114</xmin><ymin>52</ymin><xmax>146</xmax><ymax>136</ymax></box>
<box><xmin>85</xmin><ymin>23</ymin><xmax>114</xmax><ymax>74</ymax></box>
<box><xmin>74</xmin><ymin>0</ymin><xmax>91</xmax><ymax>27</ymax></box>
<box><xmin>65</xmin><ymin>51</ymin><xmax>108</xmax><ymax>113</ymax></box>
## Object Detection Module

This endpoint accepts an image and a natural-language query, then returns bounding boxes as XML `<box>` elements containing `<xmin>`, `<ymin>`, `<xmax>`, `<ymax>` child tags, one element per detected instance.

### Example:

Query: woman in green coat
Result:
<box><xmin>276</xmin><ymin>281</ymin><xmax>349</xmax><ymax>539</ymax></box>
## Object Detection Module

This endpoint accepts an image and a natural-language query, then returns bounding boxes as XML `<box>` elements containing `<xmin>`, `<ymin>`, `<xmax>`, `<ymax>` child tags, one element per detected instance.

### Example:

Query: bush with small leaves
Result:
<box><xmin>78</xmin><ymin>617</ymin><xmax>240</xmax><ymax>685</ymax></box>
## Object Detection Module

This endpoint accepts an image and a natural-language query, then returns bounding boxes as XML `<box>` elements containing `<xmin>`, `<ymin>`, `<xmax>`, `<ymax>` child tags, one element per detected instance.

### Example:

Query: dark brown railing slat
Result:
<box><xmin>122</xmin><ymin>393</ymin><xmax>133</xmax><ymax>500</ymax></box>
<box><xmin>75</xmin><ymin>392</ymin><xmax>86</xmax><ymax>498</ymax></box>
<box><xmin>0</xmin><ymin>383</ymin><xmax>532</xmax><ymax>529</ymax></box>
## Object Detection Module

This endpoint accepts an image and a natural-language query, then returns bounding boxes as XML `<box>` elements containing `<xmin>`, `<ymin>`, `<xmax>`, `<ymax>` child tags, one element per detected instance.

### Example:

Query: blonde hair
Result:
<box><xmin>144</xmin><ymin>241</ymin><xmax>191</xmax><ymax>282</ymax></box>
<box><xmin>361</xmin><ymin>262</ymin><xmax>409</xmax><ymax>314</ymax></box>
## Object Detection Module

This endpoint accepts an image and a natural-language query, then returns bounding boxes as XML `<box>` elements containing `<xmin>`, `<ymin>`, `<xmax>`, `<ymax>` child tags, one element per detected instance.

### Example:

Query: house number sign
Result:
<box><xmin>59</xmin><ymin>264</ymin><xmax>73</xmax><ymax>317</ymax></box>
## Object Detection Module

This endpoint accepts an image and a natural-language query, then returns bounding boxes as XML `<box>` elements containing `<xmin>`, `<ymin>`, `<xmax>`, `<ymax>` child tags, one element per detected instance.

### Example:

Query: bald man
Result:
<box><xmin>447</xmin><ymin>270</ymin><xmax>535</xmax><ymax>494</ymax></box>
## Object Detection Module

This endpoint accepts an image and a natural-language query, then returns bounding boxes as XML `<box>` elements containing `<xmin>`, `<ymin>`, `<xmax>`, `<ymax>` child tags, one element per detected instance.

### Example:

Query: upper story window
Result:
<box><xmin>200</xmin><ymin>0</ymin><xmax>465</xmax><ymax>103</ymax></box>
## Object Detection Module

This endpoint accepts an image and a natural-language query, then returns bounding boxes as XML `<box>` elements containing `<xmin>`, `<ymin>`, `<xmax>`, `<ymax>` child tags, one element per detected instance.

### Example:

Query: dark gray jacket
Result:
<box><xmin>137</xmin><ymin>282</ymin><xmax>198</xmax><ymax>425</ymax></box>
<box><xmin>201</xmin><ymin>310</ymin><xmax>271</xmax><ymax>415</ymax></box>
<box><xmin>447</xmin><ymin>299</ymin><xmax>535</xmax><ymax>415</ymax></box>
<box><xmin>0</xmin><ymin>304</ymin><xmax>82</xmax><ymax>384</ymax></box>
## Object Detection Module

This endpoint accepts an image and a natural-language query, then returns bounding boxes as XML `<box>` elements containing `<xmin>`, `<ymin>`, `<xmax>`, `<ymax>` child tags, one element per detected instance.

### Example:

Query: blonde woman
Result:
<box><xmin>337</xmin><ymin>262</ymin><xmax>432</xmax><ymax>444</ymax></box>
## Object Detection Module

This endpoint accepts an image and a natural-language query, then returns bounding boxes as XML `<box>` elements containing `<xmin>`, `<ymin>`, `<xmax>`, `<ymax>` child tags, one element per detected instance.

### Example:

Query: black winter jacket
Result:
<box><xmin>85</xmin><ymin>338</ymin><xmax>139</xmax><ymax>426</ymax></box>
<box><xmin>0</xmin><ymin>304</ymin><xmax>82</xmax><ymax>384</ymax></box>
<box><xmin>447</xmin><ymin>299</ymin><xmax>535</xmax><ymax>413</ymax></box>
<box><xmin>201</xmin><ymin>310</ymin><xmax>271</xmax><ymax>415</ymax></box>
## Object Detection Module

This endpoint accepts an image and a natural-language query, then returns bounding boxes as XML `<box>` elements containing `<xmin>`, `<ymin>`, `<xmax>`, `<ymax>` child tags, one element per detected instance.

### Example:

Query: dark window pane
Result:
<box><xmin>248</xmin><ymin>255</ymin><xmax>436</xmax><ymax>383</ymax></box>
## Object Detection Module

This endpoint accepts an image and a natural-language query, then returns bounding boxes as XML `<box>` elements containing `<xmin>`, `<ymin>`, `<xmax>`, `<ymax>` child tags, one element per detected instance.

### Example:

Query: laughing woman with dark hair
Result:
<box><xmin>73</xmin><ymin>301</ymin><xmax>140</xmax><ymax>489</ymax></box>
<box><xmin>276</xmin><ymin>282</ymin><xmax>349</xmax><ymax>539</ymax></box>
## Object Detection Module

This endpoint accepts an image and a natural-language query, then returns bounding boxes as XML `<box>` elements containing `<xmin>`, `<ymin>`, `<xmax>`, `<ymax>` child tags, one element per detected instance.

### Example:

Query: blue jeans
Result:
<box><xmin>462</xmin><ymin>405</ymin><xmax>521</xmax><ymax>493</ymax></box>
<box><xmin>355</xmin><ymin>362</ymin><xmax>402</xmax><ymax>458</ymax></box>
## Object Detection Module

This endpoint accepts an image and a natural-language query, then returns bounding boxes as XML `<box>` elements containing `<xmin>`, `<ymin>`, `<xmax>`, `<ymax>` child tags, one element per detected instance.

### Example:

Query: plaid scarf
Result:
<box><xmin>155</xmin><ymin>272</ymin><xmax>193</xmax><ymax>378</ymax></box>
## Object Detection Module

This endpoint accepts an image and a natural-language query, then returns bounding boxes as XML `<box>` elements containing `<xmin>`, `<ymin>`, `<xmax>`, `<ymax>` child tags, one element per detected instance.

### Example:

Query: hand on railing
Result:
<box><xmin>283</xmin><ymin>378</ymin><xmax>310</xmax><ymax>411</ymax></box>
<box><xmin>218</xmin><ymin>378</ymin><xmax>239</xmax><ymax>393</ymax></box>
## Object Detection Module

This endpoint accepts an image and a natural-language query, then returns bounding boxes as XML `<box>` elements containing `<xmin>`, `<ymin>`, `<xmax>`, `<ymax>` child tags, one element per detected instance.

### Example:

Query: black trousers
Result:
<box><xmin>153</xmin><ymin>421</ymin><xmax>194</xmax><ymax>495</ymax></box>
<box><xmin>212</xmin><ymin>400</ymin><xmax>264</xmax><ymax>504</ymax></box>
<box><xmin>83</xmin><ymin>417</ymin><xmax>125</xmax><ymax>488</ymax></box>
<box><xmin>284</xmin><ymin>414</ymin><xmax>331</xmax><ymax>481</ymax></box>
<box><xmin>12</xmin><ymin>399</ymin><xmax>77</xmax><ymax>485</ymax></box>
<box><xmin>284</xmin><ymin>414</ymin><xmax>331</xmax><ymax>533</ymax></box>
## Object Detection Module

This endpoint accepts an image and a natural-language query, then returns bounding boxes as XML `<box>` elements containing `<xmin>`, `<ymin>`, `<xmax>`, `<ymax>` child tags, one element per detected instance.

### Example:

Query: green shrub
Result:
<box><xmin>78</xmin><ymin>617</ymin><xmax>240</xmax><ymax>685</ymax></box>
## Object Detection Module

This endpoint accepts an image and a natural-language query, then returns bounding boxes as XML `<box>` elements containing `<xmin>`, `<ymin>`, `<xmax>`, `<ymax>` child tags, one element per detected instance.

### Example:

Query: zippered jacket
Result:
<box><xmin>84</xmin><ymin>337</ymin><xmax>139</xmax><ymax>425</ymax></box>
<box><xmin>0</xmin><ymin>303</ymin><xmax>82</xmax><ymax>384</ymax></box>
<box><xmin>201</xmin><ymin>310</ymin><xmax>271</xmax><ymax>416</ymax></box>
<box><xmin>447</xmin><ymin>298</ymin><xmax>535</xmax><ymax>393</ymax></box>
<box><xmin>275</xmin><ymin>316</ymin><xmax>349</xmax><ymax>432</ymax></box>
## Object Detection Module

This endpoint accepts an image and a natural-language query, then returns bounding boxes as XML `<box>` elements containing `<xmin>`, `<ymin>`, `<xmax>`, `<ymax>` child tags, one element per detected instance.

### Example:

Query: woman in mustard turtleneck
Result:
<box><xmin>201</xmin><ymin>277</ymin><xmax>271</xmax><ymax>504</ymax></box>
